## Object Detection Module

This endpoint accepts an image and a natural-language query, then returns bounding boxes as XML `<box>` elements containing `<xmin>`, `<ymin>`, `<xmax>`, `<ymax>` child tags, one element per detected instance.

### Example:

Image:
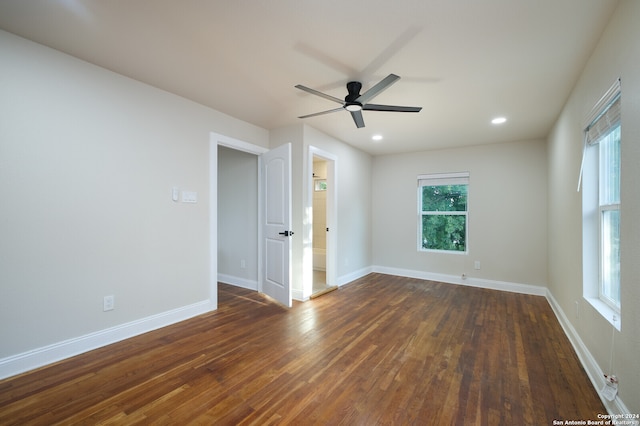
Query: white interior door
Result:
<box><xmin>261</xmin><ymin>143</ymin><xmax>292</xmax><ymax>307</ymax></box>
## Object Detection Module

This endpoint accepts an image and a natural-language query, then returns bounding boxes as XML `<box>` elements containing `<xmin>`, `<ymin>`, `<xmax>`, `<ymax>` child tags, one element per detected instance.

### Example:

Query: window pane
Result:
<box><xmin>601</xmin><ymin>209</ymin><xmax>620</xmax><ymax>307</ymax></box>
<box><xmin>421</xmin><ymin>215</ymin><xmax>466</xmax><ymax>251</ymax></box>
<box><xmin>422</xmin><ymin>185</ymin><xmax>467</xmax><ymax>212</ymax></box>
<box><xmin>599</xmin><ymin>125</ymin><xmax>620</xmax><ymax>205</ymax></box>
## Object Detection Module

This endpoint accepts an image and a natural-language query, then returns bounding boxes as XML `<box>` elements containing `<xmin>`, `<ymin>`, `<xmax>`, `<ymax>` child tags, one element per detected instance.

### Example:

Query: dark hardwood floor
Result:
<box><xmin>0</xmin><ymin>274</ymin><xmax>605</xmax><ymax>425</ymax></box>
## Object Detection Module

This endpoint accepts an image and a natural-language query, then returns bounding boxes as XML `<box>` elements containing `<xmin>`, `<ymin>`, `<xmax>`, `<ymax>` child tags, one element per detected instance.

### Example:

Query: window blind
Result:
<box><xmin>577</xmin><ymin>79</ymin><xmax>621</xmax><ymax>191</ymax></box>
<box><xmin>586</xmin><ymin>96</ymin><xmax>620</xmax><ymax>146</ymax></box>
<box><xmin>583</xmin><ymin>78</ymin><xmax>621</xmax><ymax>136</ymax></box>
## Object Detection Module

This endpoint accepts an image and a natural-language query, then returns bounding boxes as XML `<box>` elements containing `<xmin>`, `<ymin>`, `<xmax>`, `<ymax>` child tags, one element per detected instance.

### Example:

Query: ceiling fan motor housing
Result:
<box><xmin>345</xmin><ymin>81</ymin><xmax>363</xmax><ymax>111</ymax></box>
<box><xmin>345</xmin><ymin>81</ymin><xmax>362</xmax><ymax>102</ymax></box>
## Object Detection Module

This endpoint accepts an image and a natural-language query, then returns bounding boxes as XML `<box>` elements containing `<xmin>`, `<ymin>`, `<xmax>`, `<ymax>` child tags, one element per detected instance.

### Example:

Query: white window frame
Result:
<box><xmin>580</xmin><ymin>79</ymin><xmax>621</xmax><ymax>330</ymax></box>
<box><xmin>417</xmin><ymin>172</ymin><xmax>469</xmax><ymax>254</ymax></box>
<box><xmin>597</xmin><ymin>132</ymin><xmax>621</xmax><ymax>312</ymax></box>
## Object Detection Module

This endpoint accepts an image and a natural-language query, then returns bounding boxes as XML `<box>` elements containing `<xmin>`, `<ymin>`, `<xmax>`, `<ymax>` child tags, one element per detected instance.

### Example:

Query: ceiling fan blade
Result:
<box><xmin>356</xmin><ymin>73</ymin><xmax>400</xmax><ymax>104</ymax></box>
<box><xmin>295</xmin><ymin>84</ymin><xmax>344</xmax><ymax>104</ymax></box>
<box><xmin>298</xmin><ymin>107</ymin><xmax>344</xmax><ymax>119</ymax></box>
<box><xmin>363</xmin><ymin>104</ymin><xmax>422</xmax><ymax>113</ymax></box>
<box><xmin>350</xmin><ymin>110</ymin><xmax>365</xmax><ymax>128</ymax></box>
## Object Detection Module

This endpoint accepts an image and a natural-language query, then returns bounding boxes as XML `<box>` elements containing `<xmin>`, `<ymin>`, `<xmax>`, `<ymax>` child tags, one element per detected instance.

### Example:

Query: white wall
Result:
<box><xmin>270</xmin><ymin>124</ymin><xmax>373</xmax><ymax>299</ymax></box>
<box><xmin>547</xmin><ymin>0</ymin><xmax>640</xmax><ymax>414</ymax></box>
<box><xmin>217</xmin><ymin>146</ymin><xmax>259</xmax><ymax>289</ymax></box>
<box><xmin>0</xmin><ymin>30</ymin><xmax>268</xmax><ymax>369</ymax></box>
<box><xmin>303</xmin><ymin>125</ymin><xmax>373</xmax><ymax>284</ymax></box>
<box><xmin>372</xmin><ymin>139</ymin><xmax>547</xmax><ymax>288</ymax></box>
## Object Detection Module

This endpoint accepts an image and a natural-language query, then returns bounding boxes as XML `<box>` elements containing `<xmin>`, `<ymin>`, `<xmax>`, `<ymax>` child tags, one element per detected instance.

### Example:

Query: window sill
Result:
<box><xmin>418</xmin><ymin>248</ymin><xmax>468</xmax><ymax>255</ymax></box>
<box><xmin>584</xmin><ymin>296</ymin><xmax>621</xmax><ymax>331</ymax></box>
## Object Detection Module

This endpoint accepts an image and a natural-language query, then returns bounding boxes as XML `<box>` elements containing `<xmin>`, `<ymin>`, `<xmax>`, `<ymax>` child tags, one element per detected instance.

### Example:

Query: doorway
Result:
<box><xmin>312</xmin><ymin>156</ymin><xmax>329</xmax><ymax>294</ymax></box>
<box><xmin>210</xmin><ymin>133</ymin><xmax>292</xmax><ymax>309</ymax></box>
<box><xmin>217</xmin><ymin>145</ymin><xmax>259</xmax><ymax>291</ymax></box>
<box><xmin>309</xmin><ymin>147</ymin><xmax>337</xmax><ymax>298</ymax></box>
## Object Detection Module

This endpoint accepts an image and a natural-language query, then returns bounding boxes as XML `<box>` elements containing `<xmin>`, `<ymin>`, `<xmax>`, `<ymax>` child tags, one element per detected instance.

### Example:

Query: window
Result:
<box><xmin>581</xmin><ymin>79</ymin><xmax>621</xmax><ymax>323</ymax></box>
<box><xmin>598</xmin><ymin>126</ymin><xmax>621</xmax><ymax>309</ymax></box>
<box><xmin>418</xmin><ymin>172</ymin><xmax>469</xmax><ymax>253</ymax></box>
<box><xmin>314</xmin><ymin>179</ymin><xmax>327</xmax><ymax>191</ymax></box>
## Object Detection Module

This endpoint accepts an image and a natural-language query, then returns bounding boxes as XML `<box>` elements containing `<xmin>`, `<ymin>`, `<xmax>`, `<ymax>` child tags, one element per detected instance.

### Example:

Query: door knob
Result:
<box><xmin>278</xmin><ymin>230</ymin><xmax>294</xmax><ymax>237</ymax></box>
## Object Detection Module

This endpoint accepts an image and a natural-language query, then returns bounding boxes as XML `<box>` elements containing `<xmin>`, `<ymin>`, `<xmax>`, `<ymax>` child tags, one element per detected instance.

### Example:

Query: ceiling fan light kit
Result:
<box><xmin>296</xmin><ymin>73</ymin><xmax>422</xmax><ymax>128</ymax></box>
<box><xmin>345</xmin><ymin>103</ymin><xmax>362</xmax><ymax>112</ymax></box>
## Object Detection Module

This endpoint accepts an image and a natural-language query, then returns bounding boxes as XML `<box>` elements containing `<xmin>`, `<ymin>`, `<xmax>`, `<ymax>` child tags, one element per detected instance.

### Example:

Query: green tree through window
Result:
<box><xmin>419</xmin><ymin>182</ymin><xmax>468</xmax><ymax>252</ymax></box>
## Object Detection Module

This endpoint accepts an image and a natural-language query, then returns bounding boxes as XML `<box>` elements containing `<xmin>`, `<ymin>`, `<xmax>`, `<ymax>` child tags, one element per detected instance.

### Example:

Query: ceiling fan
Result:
<box><xmin>295</xmin><ymin>73</ymin><xmax>422</xmax><ymax>128</ymax></box>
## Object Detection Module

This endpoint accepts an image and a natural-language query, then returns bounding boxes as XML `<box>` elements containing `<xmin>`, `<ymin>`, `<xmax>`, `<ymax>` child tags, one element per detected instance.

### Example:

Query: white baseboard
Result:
<box><xmin>291</xmin><ymin>266</ymin><xmax>372</xmax><ymax>302</ymax></box>
<box><xmin>545</xmin><ymin>291</ymin><xmax>631</xmax><ymax>416</ymax></box>
<box><xmin>292</xmin><ymin>288</ymin><xmax>305</xmax><ymax>301</ymax></box>
<box><xmin>218</xmin><ymin>273</ymin><xmax>258</xmax><ymax>291</ymax></box>
<box><xmin>371</xmin><ymin>266</ymin><xmax>547</xmax><ymax>296</ymax></box>
<box><xmin>337</xmin><ymin>266</ymin><xmax>373</xmax><ymax>287</ymax></box>
<box><xmin>0</xmin><ymin>300</ymin><xmax>211</xmax><ymax>380</ymax></box>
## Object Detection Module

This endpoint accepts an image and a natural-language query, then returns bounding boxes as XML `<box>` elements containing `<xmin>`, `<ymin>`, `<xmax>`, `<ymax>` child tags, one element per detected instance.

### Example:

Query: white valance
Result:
<box><xmin>418</xmin><ymin>172</ymin><xmax>469</xmax><ymax>187</ymax></box>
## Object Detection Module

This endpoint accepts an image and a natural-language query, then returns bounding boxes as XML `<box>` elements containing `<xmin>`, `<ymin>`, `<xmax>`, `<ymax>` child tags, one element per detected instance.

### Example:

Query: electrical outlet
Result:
<box><xmin>103</xmin><ymin>295</ymin><xmax>114</xmax><ymax>311</ymax></box>
<box><xmin>240</xmin><ymin>259</ymin><xmax>246</xmax><ymax>269</ymax></box>
<box><xmin>474</xmin><ymin>261</ymin><xmax>481</xmax><ymax>270</ymax></box>
<box><xmin>575</xmin><ymin>301</ymin><xmax>580</xmax><ymax>319</ymax></box>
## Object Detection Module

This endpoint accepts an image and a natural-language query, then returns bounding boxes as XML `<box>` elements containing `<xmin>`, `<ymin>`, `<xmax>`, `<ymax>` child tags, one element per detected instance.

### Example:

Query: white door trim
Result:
<box><xmin>209</xmin><ymin>132</ymin><xmax>268</xmax><ymax>310</ymax></box>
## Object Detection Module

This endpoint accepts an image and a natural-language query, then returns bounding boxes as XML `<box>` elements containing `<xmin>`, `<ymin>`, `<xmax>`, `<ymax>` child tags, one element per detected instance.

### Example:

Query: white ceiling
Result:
<box><xmin>0</xmin><ymin>0</ymin><xmax>618</xmax><ymax>155</ymax></box>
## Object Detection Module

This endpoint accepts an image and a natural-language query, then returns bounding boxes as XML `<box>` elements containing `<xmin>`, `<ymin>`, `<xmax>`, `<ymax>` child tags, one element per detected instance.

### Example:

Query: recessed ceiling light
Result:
<box><xmin>491</xmin><ymin>117</ymin><xmax>507</xmax><ymax>125</ymax></box>
<box><xmin>372</xmin><ymin>134</ymin><xmax>383</xmax><ymax>141</ymax></box>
